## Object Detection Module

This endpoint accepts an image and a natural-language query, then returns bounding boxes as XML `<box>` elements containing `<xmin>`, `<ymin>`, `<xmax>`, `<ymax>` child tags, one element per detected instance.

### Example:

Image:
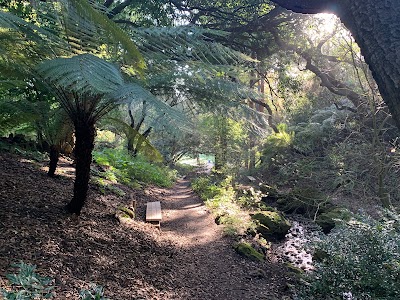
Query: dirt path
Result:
<box><xmin>147</xmin><ymin>179</ymin><xmax>289</xmax><ymax>300</ymax></box>
<box><xmin>0</xmin><ymin>153</ymin><xmax>290</xmax><ymax>300</ymax></box>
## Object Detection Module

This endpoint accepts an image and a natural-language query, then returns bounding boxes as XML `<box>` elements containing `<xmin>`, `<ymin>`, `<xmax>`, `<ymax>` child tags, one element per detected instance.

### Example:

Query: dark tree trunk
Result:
<box><xmin>65</xmin><ymin>121</ymin><xmax>96</xmax><ymax>215</ymax></box>
<box><xmin>270</xmin><ymin>0</ymin><xmax>400</xmax><ymax>129</ymax></box>
<box><xmin>338</xmin><ymin>0</ymin><xmax>400</xmax><ymax>129</ymax></box>
<box><xmin>47</xmin><ymin>144</ymin><xmax>60</xmax><ymax>177</ymax></box>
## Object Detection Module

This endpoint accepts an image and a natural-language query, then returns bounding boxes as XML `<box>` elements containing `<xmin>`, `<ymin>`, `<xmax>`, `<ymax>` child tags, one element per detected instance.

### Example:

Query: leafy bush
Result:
<box><xmin>192</xmin><ymin>176</ymin><xmax>253</xmax><ymax>235</ymax></box>
<box><xmin>191</xmin><ymin>176</ymin><xmax>221</xmax><ymax>201</ymax></box>
<box><xmin>1</xmin><ymin>262</ymin><xmax>54</xmax><ymax>299</ymax></box>
<box><xmin>80</xmin><ymin>284</ymin><xmax>109</xmax><ymax>300</ymax></box>
<box><xmin>93</xmin><ymin>148</ymin><xmax>177</xmax><ymax>187</ymax></box>
<box><xmin>262</xmin><ymin>123</ymin><xmax>294</xmax><ymax>164</ymax></box>
<box><xmin>296</xmin><ymin>212</ymin><xmax>400</xmax><ymax>300</ymax></box>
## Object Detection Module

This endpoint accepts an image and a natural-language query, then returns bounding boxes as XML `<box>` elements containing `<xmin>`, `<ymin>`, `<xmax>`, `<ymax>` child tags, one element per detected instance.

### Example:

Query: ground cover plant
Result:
<box><xmin>296</xmin><ymin>212</ymin><xmax>400</xmax><ymax>300</ymax></box>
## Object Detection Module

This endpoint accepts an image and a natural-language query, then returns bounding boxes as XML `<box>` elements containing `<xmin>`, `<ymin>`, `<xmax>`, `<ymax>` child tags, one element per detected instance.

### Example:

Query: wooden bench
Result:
<box><xmin>146</xmin><ymin>201</ymin><xmax>162</xmax><ymax>228</ymax></box>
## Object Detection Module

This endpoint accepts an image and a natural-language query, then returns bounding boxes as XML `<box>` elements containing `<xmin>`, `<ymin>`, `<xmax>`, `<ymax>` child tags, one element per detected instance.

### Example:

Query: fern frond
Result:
<box><xmin>67</xmin><ymin>0</ymin><xmax>145</xmax><ymax>71</ymax></box>
<box><xmin>129</xmin><ymin>26</ymin><xmax>255</xmax><ymax>69</ymax></box>
<box><xmin>111</xmin><ymin>82</ymin><xmax>192</xmax><ymax>132</ymax></box>
<box><xmin>106</xmin><ymin>117</ymin><xmax>163</xmax><ymax>162</ymax></box>
<box><xmin>36</xmin><ymin>54</ymin><xmax>124</xmax><ymax>94</ymax></box>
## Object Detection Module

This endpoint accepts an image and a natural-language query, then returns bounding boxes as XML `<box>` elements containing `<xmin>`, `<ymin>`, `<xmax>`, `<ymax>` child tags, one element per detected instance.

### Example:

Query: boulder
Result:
<box><xmin>316</xmin><ymin>208</ymin><xmax>352</xmax><ymax>233</ymax></box>
<box><xmin>234</xmin><ymin>242</ymin><xmax>264</xmax><ymax>261</ymax></box>
<box><xmin>251</xmin><ymin>210</ymin><xmax>291</xmax><ymax>240</ymax></box>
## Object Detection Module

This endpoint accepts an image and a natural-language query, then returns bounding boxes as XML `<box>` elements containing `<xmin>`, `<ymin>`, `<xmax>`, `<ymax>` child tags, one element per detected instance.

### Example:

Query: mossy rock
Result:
<box><xmin>118</xmin><ymin>206</ymin><xmax>135</xmax><ymax>218</ymax></box>
<box><xmin>251</xmin><ymin>211</ymin><xmax>291</xmax><ymax>240</ymax></box>
<box><xmin>316</xmin><ymin>207</ymin><xmax>352</xmax><ymax>233</ymax></box>
<box><xmin>234</xmin><ymin>242</ymin><xmax>264</xmax><ymax>261</ymax></box>
<box><xmin>277</xmin><ymin>187</ymin><xmax>333</xmax><ymax>217</ymax></box>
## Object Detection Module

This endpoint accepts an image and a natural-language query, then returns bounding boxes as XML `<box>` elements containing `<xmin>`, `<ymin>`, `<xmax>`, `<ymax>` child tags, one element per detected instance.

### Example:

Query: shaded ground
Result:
<box><xmin>0</xmin><ymin>152</ymin><xmax>290</xmax><ymax>299</ymax></box>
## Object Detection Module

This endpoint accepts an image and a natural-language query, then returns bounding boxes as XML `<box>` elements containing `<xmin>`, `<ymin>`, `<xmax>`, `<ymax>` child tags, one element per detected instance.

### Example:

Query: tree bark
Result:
<box><xmin>47</xmin><ymin>144</ymin><xmax>60</xmax><ymax>177</ymax></box>
<box><xmin>65</xmin><ymin>121</ymin><xmax>96</xmax><ymax>215</ymax></box>
<box><xmin>269</xmin><ymin>0</ymin><xmax>400</xmax><ymax>128</ymax></box>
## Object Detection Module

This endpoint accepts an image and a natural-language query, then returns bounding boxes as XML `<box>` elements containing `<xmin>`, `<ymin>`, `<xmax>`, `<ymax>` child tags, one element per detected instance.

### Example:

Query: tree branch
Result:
<box><xmin>269</xmin><ymin>0</ymin><xmax>337</xmax><ymax>14</ymax></box>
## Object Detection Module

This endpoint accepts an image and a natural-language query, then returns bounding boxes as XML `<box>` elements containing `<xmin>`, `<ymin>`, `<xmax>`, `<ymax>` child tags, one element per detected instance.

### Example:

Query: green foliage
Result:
<box><xmin>297</xmin><ymin>213</ymin><xmax>400</xmax><ymax>300</ymax></box>
<box><xmin>1</xmin><ymin>262</ymin><xmax>54</xmax><ymax>300</ymax></box>
<box><xmin>191</xmin><ymin>176</ymin><xmax>221</xmax><ymax>201</ymax></box>
<box><xmin>93</xmin><ymin>148</ymin><xmax>176</xmax><ymax>187</ymax></box>
<box><xmin>191</xmin><ymin>176</ymin><xmax>254</xmax><ymax>235</ymax></box>
<box><xmin>79</xmin><ymin>284</ymin><xmax>109</xmax><ymax>300</ymax></box>
<box><xmin>262</xmin><ymin>123</ymin><xmax>294</xmax><ymax>164</ymax></box>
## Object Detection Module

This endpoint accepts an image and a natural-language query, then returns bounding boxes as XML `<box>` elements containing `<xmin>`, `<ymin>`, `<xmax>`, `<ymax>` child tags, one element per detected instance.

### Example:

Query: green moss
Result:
<box><xmin>118</xmin><ymin>206</ymin><xmax>135</xmax><ymax>218</ymax></box>
<box><xmin>251</xmin><ymin>211</ymin><xmax>291</xmax><ymax>240</ymax></box>
<box><xmin>316</xmin><ymin>208</ymin><xmax>352</xmax><ymax>233</ymax></box>
<box><xmin>234</xmin><ymin>242</ymin><xmax>264</xmax><ymax>261</ymax></box>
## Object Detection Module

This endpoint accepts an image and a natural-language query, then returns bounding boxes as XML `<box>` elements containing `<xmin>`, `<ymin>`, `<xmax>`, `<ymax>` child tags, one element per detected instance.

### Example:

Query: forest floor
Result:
<box><xmin>0</xmin><ymin>152</ymin><xmax>292</xmax><ymax>300</ymax></box>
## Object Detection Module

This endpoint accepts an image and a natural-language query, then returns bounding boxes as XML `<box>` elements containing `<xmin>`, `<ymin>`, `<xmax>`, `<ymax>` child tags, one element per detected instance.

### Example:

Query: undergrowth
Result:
<box><xmin>1</xmin><ymin>262</ymin><xmax>110</xmax><ymax>300</ymax></box>
<box><xmin>93</xmin><ymin>148</ymin><xmax>177</xmax><ymax>188</ymax></box>
<box><xmin>296</xmin><ymin>212</ymin><xmax>400</xmax><ymax>300</ymax></box>
<box><xmin>191</xmin><ymin>176</ymin><xmax>254</xmax><ymax>236</ymax></box>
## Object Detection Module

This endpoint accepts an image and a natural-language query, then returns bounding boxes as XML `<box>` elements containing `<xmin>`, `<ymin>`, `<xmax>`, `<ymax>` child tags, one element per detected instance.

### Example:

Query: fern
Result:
<box><xmin>37</xmin><ymin>54</ymin><xmax>124</xmax><ymax>94</ymax></box>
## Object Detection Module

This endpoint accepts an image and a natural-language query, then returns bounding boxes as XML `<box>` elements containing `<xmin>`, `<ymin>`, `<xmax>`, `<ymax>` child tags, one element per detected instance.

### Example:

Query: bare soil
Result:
<box><xmin>0</xmin><ymin>152</ymin><xmax>291</xmax><ymax>299</ymax></box>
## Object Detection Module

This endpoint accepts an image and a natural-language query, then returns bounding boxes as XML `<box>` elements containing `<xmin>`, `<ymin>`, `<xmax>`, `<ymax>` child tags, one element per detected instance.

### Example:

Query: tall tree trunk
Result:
<box><xmin>65</xmin><ymin>121</ymin><xmax>96</xmax><ymax>215</ymax></box>
<box><xmin>47</xmin><ymin>144</ymin><xmax>60</xmax><ymax>177</ymax></box>
<box><xmin>270</xmin><ymin>0</ymin><xmax>400</xmax><ymax>128</ymax></box>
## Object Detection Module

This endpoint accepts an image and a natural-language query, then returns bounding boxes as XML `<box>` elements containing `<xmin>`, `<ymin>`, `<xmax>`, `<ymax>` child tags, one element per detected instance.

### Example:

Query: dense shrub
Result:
<box><xmin>296</xmin><ymin>212</ymin><xmax>400</xmax><ymax>300</ymax></box>
<box><xmin>93</xmin><ymin>148</ymin><xmax>177</xmax><ymax>187</ymax></box>
<box><xmin>191</xmin><ymin>176</ymin><xmax>221</xmax><ymax>201</ymax></box>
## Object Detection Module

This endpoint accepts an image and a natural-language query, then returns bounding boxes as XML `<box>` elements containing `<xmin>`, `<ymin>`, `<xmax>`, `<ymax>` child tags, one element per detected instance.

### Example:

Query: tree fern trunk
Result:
<box><xmin>47</xmin><ymin>144</ymin><xmax>60</xmax><ymax>177</ymax></box>
<box><xmin>65</xmin><ymin>121</ymin><xmax>96</xmax><ymax>215</ymax></box>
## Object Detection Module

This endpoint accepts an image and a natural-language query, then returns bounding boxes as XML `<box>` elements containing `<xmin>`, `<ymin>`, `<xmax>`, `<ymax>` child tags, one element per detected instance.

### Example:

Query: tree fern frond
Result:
<box><xmin>67</xmin><ymin>0</ymin><xmax>145</xmax><ymax>71</ymax></box>
<box><xmin>112</xmin><ymin>82</ymin><xmax>192</xmax><ymax>132</ymax></box>
<box><xmin>36</xmin><ymin>54</ymin><xmax>124</xmax><ymax>94</ymax></box>
<box><xmin>106</xmin><ymin>117</ymin><xmax>163</xmax><ymax>162</ymax></box>
<box><xmin>129</xmin><ymin>26</ymin><xmax>255</xmax><ymax>67</ymax></box>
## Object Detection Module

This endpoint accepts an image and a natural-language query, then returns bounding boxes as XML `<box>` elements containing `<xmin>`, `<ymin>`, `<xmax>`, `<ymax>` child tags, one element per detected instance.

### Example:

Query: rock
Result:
<box><xmin>234</xmin><ymin>242</ymin><xmax>265</xmax><ymax>261</ymax></box>
<box><xmin>251</xmin><ymin>211</ymin><xmax>291</xmax><ymax>240</ymax></box>
<box><xmin>118</xmin><ymin>206</ymin><xmax>135</xmax><ymax>218</ymax></box>
<box><xmin>316</xmin><ymin>207</ymin><xmax>352</xmax><ymax>233</ymax></box>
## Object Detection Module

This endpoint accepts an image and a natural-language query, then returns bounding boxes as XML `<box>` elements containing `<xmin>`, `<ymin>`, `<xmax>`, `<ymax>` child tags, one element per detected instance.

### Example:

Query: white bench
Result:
<box><xmin>146</xmin><ymin>201</ymin><xmax>162</xmax><ymax>228</ymax></box>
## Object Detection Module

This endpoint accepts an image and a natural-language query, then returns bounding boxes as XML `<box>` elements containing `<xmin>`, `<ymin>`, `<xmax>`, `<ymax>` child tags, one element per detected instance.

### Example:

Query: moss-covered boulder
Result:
<box><xmin>251</xmin><ymin>210</ymin><xmax>291</xmax><ymax>240</ymax></box>
<box><xmin>316</xmin><ymin>208</ymin><xmax>352</xmax><ymax>233</ymax></box>
<box><xmin>234</xmin><ymin>242</ymin><xmax>264</xmax><ymax>261</ymax></box>
<box><xmin>277</xmin><ymin>187</ymin><xmax>333</xmax><ymax>218</ymax></box>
